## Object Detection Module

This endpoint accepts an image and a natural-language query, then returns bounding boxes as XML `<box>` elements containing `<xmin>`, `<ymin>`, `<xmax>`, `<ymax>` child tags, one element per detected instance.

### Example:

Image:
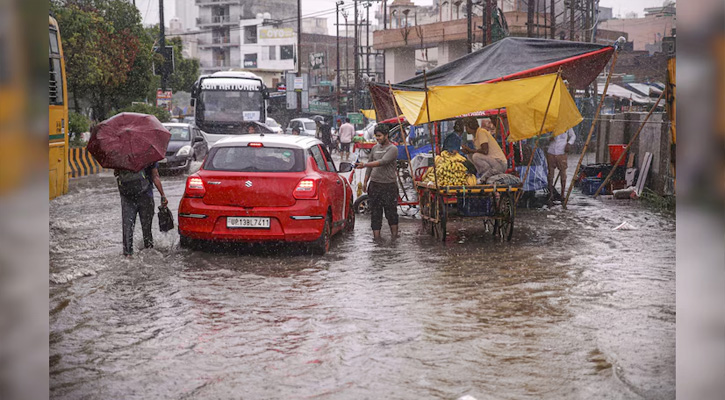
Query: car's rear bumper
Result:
<box><xmin>178</xmin><ymin>197</ymin><xmax>326</xmax><ymax>242</ymax></box>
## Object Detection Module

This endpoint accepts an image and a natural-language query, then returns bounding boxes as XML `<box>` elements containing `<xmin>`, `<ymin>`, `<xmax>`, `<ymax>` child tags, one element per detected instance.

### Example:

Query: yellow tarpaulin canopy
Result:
<box><xmin>392</xmin><ymin>74</ymin><xmax>582</xmax><ymax>141</ymax></box>
<box><xmin>360</xmin><ymin>109</ymin><xmax>377</xmax><ymax>120</ymax></box>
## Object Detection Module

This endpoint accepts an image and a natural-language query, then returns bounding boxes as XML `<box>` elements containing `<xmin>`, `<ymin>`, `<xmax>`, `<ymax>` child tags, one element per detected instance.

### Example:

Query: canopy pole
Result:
<box><xmin>422</xmin><ymin>70</ymin><xmax>440</xmax><ymax>190</ymax></box>
<box><xmin>563</xmin><ymin>48</ymin><xmax>620</xmax><ymax>209</ymax></box>
<box><xmin>593</xmin><ymin>90</ymin><xmax>665</xmax><ymax>197</ymax></box>
<box><xmin>389</xmin><ymin>81</ymin><xmax>415</xmax><ymax>183</ymax></box>
<box><xmin>516</xmin><ymin>68</ymin><xmax>563</xmax><ymax>204</ymax></box>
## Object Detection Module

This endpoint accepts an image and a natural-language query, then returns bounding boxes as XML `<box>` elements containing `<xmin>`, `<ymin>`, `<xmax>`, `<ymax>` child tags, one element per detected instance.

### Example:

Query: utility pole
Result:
<box><xmin>482</xmin><ymin>1</ymin><xmax>487</xmax><ymax>46</ymax></box>
<box><xmin>382</xmin><ymin>0</ymin><xmax>386</xmax><ymax>83</ymax></box>
<box><xmin>550</xmin><ymin>0</ymin><xmax>556</xmax><ymax>39</ymax></box>
<box><xmin>466</xmin><ymin>0</ymin><xmax>472</xmax><ymax>53</ymax></box>
<box><xmin>570</xmin><ymin>0</ymin><xmax>575</xmax><ymax>41</ymax></box>
<box><xmin>585</xmin><ymin>0</ymin><xmax>591</xmax><ymax>42</ymax></box>
<box><xmin>158</xmin><ymin>0</ymin><xmax>167</xmax><ymax>90</ymax></box>
<box><xmin>527</xmin><ymin>0</ymin><xmax>534</xmax><ymax>37</ymax></box>
<box><xmin>343</xmin><ymin>9</ymin><xmax>349</xmax><ymax>97</ymax></box>
<box><xmin>297</xmin><ymin>0</ymin><xmax>302</xmax><ymax>114</ymax></box>
<box><xmin>353</xmin><ymin>0</ymin><xmax>359</xmax><ymax>111</ymax></box>
<box><xmin>336</xmin><ymin>1</ymin><xmax>343</xmax><ymax>115</ymax></box>
<box><xmin>365</xmin><ymin>1</ymin><xmax>371</xmax><ymax>89</ymax></box>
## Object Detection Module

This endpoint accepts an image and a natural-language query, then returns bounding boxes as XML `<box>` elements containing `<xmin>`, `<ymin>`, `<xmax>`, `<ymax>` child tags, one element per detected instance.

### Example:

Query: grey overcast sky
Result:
<box><xmin>135</xmin><ymin>0</ymin><xmax>672</xmax><ymax>29</ymax></box>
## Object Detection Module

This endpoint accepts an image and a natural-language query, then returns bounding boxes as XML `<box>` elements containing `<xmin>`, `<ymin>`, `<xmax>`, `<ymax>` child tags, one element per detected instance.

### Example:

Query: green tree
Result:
<box><xmin>51</xmin><ymin>0</ymin><xmax>154</xmax><ymax>120</ymax></box>
<box><xmin>114</xmin><ymin>103</ymin><xmax>171</xmax><ymax>122</ymax></box>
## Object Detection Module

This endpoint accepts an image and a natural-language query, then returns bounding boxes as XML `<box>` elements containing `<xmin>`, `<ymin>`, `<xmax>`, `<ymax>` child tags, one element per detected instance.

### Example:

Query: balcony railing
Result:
<box><xmin>197</xmin><ymin>36</ymin><xmax>240</xmax><ymax>47</ymax></box>
<box><xmin>196</xmin><ymin>15</ymin><xmax>242</xmax><ymax>27</ymax></box>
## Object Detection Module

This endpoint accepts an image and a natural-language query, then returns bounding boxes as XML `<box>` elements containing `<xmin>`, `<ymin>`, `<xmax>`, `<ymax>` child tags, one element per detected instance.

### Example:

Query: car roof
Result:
<box><xmin>163</xmin><ymin>123</ymin><xmax>192</xmax><ymax>128</ymax></box>
<box><xmin>213</xmin><ymin>134</ymin><xmax>322</xmax><ymax>149</ymax></box>
<box><xmin>290</xmin><ymin>118</ymin><xmax>315</xmax><ymax>123</ymax></box>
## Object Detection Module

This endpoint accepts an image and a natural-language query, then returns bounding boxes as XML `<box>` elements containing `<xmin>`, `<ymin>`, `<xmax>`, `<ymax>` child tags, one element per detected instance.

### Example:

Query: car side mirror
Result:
<box><xmin>194</xmin><ymin>135</ymin><xmax>204</xmax><ymax>143</ymax></box>
<box><xmin>338</xmin><ymin>162</ymin><xmax>354</xmax><ymax>173</ymax></box>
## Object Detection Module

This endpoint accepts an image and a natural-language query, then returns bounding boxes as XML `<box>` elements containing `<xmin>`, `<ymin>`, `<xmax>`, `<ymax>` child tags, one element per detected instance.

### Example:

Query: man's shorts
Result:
<box><xmin>340</xmin><ymin>142</ymin><xmax>351</xmax><ymax>152</ymax></box>
<box><xmin>546</xmin><ymin>153</ymin><xmax>568</xmax><ymax>172</ymax></box>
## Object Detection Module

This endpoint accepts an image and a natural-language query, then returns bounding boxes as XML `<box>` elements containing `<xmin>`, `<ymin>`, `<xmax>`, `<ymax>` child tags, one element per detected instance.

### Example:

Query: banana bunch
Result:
<box><xmin>422</xmin><ymin>151</ymin><xmax>478</xmax><ymax>186</ymax></box>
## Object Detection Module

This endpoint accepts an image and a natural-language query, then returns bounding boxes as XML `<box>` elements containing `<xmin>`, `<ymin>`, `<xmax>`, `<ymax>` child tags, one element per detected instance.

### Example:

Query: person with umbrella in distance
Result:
<box><xmin>87</xmin><ymin>113</ymin><xmax>171</xmax><ymax>256</ymax></box>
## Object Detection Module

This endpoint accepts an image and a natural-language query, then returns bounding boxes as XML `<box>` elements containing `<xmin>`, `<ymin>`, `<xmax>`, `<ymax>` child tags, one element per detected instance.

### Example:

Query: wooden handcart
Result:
<box><xmin>416</xmin><ymin>182</ymin><xmax>521</xmax><ymax>241</ymax></box>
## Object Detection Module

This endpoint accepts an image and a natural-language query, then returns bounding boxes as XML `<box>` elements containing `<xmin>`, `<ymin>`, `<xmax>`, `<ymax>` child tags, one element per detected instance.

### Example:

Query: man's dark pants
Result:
<box><xmin>120</xmin><ymin>194</ymin><xmax>155</xmax><ymax>255</ymax></box>
<box><xmin>368</xmin><ymin>181</ymin><xmax>399</xmax><ymax>231</ymax></box>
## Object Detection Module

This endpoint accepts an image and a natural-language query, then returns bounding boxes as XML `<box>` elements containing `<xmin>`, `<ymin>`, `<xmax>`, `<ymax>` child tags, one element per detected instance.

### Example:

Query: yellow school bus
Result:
<box><xmin>49</xmin><ymin>14</ymin><xmax>69</xmax><ymax>199</ymax></box>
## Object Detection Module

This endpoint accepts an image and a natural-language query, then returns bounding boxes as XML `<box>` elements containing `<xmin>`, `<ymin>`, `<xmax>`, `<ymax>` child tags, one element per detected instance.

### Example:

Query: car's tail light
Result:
<box><xmin>185</xmin><ymin>176</ymin><xmax>206</xmax><ymax>198</ymax></box>
<box><xmin>248</xmin><ymin>142</ymin><xmax>263</xmax><ymax>147</ymax></box>
<box><xmin>293</xmin><ymin>178</ymin><xmax>318</xmax><ymax>199</ymax></box>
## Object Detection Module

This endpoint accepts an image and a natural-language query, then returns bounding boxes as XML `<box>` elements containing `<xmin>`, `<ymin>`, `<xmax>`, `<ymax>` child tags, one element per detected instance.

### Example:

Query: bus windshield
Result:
<box><xmin>200</xmin><ymin>90</ymin><xmax>264</xmax><ymax>123</ymax></box>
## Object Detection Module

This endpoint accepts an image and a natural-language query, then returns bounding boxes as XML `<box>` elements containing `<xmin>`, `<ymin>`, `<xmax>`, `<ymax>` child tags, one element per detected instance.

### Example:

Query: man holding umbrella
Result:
<box><xmin>115</xmin><ymin>164</ymin><xmax>167</xmax><ymax>256</ymax></box>
<box><xmin>87</xmin><ymin>113</ymin><xmax>172</xmax><ymax>256</ymax></box>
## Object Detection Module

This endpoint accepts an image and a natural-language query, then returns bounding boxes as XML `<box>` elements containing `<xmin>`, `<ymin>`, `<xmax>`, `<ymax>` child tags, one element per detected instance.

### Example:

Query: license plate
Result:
<box><xmin>227</xmin><ymin>217</ymin><xmax>270</xmax><ymax>229</ymax></box>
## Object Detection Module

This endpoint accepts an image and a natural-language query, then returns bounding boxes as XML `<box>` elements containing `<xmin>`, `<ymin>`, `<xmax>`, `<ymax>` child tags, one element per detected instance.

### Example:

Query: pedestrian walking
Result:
<box><xmin>355</xmin><ymin>125</ymin><xmax>399</xmax><ymax>240</ymax></box>
<box><xmin>316</xmin><ymin>120</ymin><xmax>332</xmax><ymax>152</ymax></box>
<box><xmin>546</xmin><ymin>128</ymin><xmax>576</xmax><ymax>201</ymax></box>
<box><xmin>338</xmin><ymin>118</ymin><xmax>355</xmax><ymax>161</ymax></box>
<box><xmin>115</xmin><ymin>163</ymin><xmax>167</xmax><ymax>256</ymax></box>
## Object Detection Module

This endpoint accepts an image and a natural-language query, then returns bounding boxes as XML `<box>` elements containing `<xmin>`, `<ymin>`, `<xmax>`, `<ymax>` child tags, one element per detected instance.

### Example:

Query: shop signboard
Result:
<box><xmin>156</xmin><ymin>89</ymin><xmax>173</xmax><ymax>110</ymax></box>
<box><xmin>347</xmin><ymin>112</ymin><xmax>364</xmax><ymax>125</ymax></box>
<box><xmin>309</xmin><ymin>100</ymin><xmax>334</xmax><ymax>115</ymax></box>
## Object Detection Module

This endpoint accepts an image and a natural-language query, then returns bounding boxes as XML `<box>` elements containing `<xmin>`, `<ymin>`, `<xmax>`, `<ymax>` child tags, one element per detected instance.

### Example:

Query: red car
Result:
<box><xmin>178</xmin><ymin>134</ymin><xmax>355</xmax><ymax>254</ymax></box>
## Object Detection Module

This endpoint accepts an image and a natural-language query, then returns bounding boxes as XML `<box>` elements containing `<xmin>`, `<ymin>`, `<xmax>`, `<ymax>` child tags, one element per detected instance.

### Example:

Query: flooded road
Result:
<box><xmin>50</xmin><ymin>163</ymin><xmax>675</xmax><ymax>399</ymax></box>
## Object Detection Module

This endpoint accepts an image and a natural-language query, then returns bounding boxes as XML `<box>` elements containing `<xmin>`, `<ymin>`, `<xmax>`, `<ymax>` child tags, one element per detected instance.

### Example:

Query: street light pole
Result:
<box><xmin>365</xmin><ymin>1</ymin><xmax>371</xmax><ymax>90</ymax></box>
<box><xmin>466</xmin><ymin>0</ymin><xmax>472</xmax><ymax>53</ymax></box>
<box><xmin>158</xmin><ymin>0</ymin><xmax>167</xmax><ymax>90</ymax></box>
<box><xmin>297</xmin><ymin>0</ymin><xmax>302</xmax><ymax>114</ymax></box>
<box><xmin>342</xmin><ymin>9</ymin><xmax>348</xmax><ymax>112</ymax></box>
<box><xmin>353</xmin><ymin>0</ymin><xmax>359</xmax><ymax>111</ymax></box>
<box><xmin>336</xmin><ymin>1</ymin><xmax>343</xmax><ymax>115</ymax></box>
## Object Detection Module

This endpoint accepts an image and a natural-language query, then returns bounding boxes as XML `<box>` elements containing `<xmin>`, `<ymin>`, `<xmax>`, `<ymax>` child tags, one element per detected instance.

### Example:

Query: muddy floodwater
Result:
<box><xmin>50</xmin><ymin>165</ymin><xmax>675</xmax><ymax>399</ymax></box>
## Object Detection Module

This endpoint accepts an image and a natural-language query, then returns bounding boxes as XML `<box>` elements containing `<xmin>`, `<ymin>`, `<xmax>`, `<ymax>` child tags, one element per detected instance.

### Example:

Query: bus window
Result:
<box><xmin>49</xmin><ymin>58</ymin><xmax>64</xmax><ymax>105</ymax></box>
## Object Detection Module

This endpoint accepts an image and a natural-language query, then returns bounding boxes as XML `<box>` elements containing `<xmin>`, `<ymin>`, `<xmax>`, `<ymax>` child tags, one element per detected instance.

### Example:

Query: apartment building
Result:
<box><xmin>196</xmin><ymin>0</ymin><xmax>296</xmax><ymax>74</ymax></box>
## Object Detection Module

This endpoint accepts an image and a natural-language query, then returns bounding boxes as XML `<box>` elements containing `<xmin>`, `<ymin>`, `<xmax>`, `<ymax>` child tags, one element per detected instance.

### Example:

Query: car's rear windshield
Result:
<box><xmin>205</xmin><ymin>146</ymin><xmax>305</xmax><ymax>172</ymax></box>
<box><xmin>303</xmin><ymin>122</ymin><xmax>316</xmax><ymax>131</ymax></box>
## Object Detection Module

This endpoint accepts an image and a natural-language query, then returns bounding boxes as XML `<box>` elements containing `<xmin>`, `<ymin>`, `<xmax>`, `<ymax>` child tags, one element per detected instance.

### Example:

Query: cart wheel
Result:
<box><xmin>432</xmin><ymin>194</ymin><xmax>447</xmax><ymax>241</ymax></box>
<box><xmin>420</xmin><ymin>190</ymin><xmax>432</xmax><ymax>233</ymax></box>
<box><xmin>353</xmin><ymin>194</ymin><xmax>370</xmax><ymax>215</ymax></box>
<box><xmin>493</xmin><ymin>193</ymin><xmax>515</xmax><ymax>241</ymax></box>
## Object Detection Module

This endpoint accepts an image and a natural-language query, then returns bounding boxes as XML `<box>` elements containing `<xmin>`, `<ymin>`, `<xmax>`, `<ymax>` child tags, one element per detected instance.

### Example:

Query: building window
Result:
<box><xmin>244</xmin><ymin>53</ymin><xmax>257</xmax><ymax>68</ymax></box>
<box><xmin>280</xmin><ymin>45</ymin><xmax>294</xmax><ymax>60</ymax></box>
<box><xmin>267</xmin><ymin>45</ymin><xmax>276</xmax><ymax>60</ymax></box>
<box><xmin>244</xmin><ymin>25</ymin><xmax>257</xmax><ymax>44</ymax></box>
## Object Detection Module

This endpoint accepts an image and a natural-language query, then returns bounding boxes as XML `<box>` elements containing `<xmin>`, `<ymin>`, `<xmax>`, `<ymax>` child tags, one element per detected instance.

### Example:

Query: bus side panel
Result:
<box><xmin>49</xmin><ymin>143</ymin><xmax>66</xmax><ymax>199</ymax></box>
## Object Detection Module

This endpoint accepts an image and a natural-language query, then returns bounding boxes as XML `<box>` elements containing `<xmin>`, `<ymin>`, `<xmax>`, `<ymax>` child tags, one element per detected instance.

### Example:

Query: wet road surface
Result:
<box><xmin>50</xmin><ymin>161</ymin><xmax>675</xmax><ymax>399</ymax></box>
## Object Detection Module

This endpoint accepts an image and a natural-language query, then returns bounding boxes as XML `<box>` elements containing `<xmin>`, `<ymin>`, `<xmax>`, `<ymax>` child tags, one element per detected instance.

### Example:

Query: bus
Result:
<box><xmin>49</xmin><ymin>14</ymin><xmax>69</xmax><ymax>199</ymax></box>
<box><xmin>190</xmin><ymin>70</ymin><xmax>269</xmax><ymax>141</ymax></box>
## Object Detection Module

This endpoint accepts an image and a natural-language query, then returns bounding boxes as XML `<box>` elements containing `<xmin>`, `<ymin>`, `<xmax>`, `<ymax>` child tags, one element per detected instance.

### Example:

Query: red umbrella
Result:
<box><xmin>87</xmin><ymin>113</ymin><xmax>171</xmax><ymax>172</ymax></box>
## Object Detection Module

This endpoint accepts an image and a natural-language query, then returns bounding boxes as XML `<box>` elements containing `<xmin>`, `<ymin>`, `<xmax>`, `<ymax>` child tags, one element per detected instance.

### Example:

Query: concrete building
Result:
<box><xmin>302</xmin><ymin>17</ymin><xmax>328</xmax><ymax>36</ymax></box>
<box><xmin>174</xmin><ymin>0</ymin><xmax>198</xmax><ymax>32</ymax></box>
<box><xmin>374</xmin><ymin>0</ymin><xmax>626</xmax><ymax>84</ymax></box>
<box><xmin>598</xmin><ymin>4</ymin><xmax>675</xmax><ymax>52</ymax></box>
<box><xmin>168</xmin><ymin>16</ymin><xmax>198</xmax><ymax>60</ymax></box>
<box><xmin>196</xmin><ymin>0</ymin><xmax>297</xmax><ymax>74</ymax></box>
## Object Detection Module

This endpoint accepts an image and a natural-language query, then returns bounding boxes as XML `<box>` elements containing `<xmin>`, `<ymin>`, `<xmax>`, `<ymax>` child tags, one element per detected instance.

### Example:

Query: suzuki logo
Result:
<box><xmin>245</xmin><ymin>180</ymin><xmax>252</xmax><ymax>187</ymax></box>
